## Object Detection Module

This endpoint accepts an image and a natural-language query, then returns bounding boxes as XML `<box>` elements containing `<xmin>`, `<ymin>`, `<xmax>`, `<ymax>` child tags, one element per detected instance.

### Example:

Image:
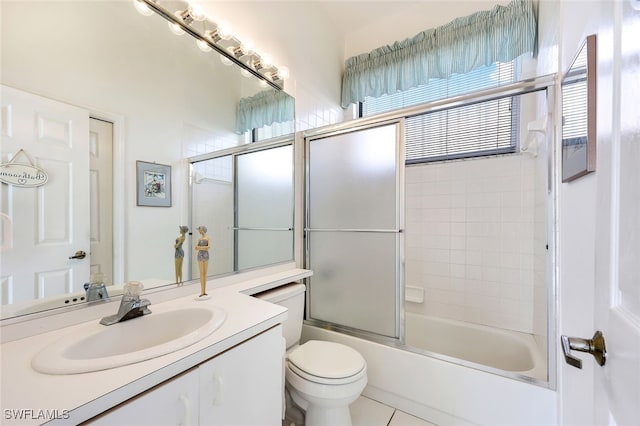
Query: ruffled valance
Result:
<box><xmin>341</xmin><ymin>0</ymin><xmax>537</xmax><ymax>108</ymax></box>
<box><xmin>235</xmin><ymin>89</ymin><xmax>295</xmax><ymax>134</ymax></box>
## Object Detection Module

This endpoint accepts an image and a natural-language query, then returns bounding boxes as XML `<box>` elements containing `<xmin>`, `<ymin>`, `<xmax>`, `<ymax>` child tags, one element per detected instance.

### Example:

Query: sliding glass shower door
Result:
<box><xmin>305</xmin><ymin>122</ymin><xmax>403</xmax><ymax>339</ymax></box>
<box><xmin>235</xmin><ymin>145</ymin><xmax>294</xmax><ymax>270</ymax></box>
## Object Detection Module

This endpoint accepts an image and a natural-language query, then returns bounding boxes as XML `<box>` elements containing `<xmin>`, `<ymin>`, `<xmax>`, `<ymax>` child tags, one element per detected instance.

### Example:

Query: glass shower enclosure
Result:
<box><xmin>304</xmin><ymin>122</ymin><xmax>404</xmax><ymax>340</ymax></box>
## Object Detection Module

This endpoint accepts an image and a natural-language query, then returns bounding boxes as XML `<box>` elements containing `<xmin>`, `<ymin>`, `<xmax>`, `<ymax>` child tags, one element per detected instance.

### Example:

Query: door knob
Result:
<box><xmin>68</xmin><ymin>250</ymin><xmax>87</xmax><ymax>260</ymax></box>
<box><xmin>561</xmin><ymin>330</ymin><xmax>606</xmax><ymax>369</ymax></box>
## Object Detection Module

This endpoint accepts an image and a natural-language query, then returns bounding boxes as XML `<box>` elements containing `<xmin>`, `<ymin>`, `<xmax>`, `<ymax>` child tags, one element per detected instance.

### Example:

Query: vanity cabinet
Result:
<box><xmin>88</xmin><ymin>369</ymin><xmax>199</xmax><ymax>426</ymax></box>
<box><xmin>87</xmin><ymin>326</ymin><xmax>283</xmax><ymax>425</ymax></box>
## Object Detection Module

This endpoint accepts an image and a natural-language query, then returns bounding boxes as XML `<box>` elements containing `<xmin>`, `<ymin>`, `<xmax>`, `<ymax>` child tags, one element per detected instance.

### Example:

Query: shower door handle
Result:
<box><xmin>561</xmin><ymin>331</ymin><xmax>606</xmax><ymax>369</ymax></box>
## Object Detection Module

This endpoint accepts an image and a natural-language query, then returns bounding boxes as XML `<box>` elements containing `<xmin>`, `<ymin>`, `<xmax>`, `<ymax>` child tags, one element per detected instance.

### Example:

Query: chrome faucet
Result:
<box><xmin>100</xmin><ymin>281</ymin><xmax>151</xmax><ymax>326</ymax></box>
<box><xmin>84</xmin><ymin>281</ymin><xmax>109</xmax><ymax>303</ymax></box>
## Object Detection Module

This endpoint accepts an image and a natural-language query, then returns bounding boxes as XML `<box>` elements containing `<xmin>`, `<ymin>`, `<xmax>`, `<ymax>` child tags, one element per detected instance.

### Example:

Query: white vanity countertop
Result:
<box><xmin>0</xmin><ymin>289</ymin><xmax>288</xmax><ymax>425</ymax></box>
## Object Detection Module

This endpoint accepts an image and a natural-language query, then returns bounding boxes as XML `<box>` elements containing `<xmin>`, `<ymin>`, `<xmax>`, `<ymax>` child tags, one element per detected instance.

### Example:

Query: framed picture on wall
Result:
<box><xmin>136</xmin><ymin>161</ymin><xmax>172</xmax><ymax>207</ymax></box>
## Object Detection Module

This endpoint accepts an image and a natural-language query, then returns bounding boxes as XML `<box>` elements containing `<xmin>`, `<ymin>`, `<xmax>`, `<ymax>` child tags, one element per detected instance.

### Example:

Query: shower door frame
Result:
<box><xmin>302</xmin><ymin>74</ymin><xmax>559</xmax><ymax>387</ymax></box>
<box><xmin>303</xmin><ymin>119</ymin><xmax>406</xmax><ymax>345</ymax></box>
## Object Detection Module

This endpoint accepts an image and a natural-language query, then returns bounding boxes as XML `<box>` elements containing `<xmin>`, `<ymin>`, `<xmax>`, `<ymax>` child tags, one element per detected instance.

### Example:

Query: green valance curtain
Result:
<box><xmin>340</xmin><ymin>0</ymin><xmax>537</xmax><ymax>108</ymax></box>
<box><xmin>235</xmin><ymin>89</ymin><xmax>295</xmax><ymax>134</ymax></box>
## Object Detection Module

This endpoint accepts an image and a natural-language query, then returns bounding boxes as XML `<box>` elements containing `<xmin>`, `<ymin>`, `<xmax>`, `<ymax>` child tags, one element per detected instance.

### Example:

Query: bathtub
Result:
<box><xmin>405</xmin><ymin>313</ymin><xmax>546</xmax><ymax>380</ymax></box>
<box><xmin>302</xmin><ymin>323</ymin><xmax>556</xmax><ymax>426</ymax></box>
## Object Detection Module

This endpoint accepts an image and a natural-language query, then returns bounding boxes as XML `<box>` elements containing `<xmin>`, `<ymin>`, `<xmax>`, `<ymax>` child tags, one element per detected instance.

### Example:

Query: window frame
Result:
<box><xmin>360</xmin><ymin>61</ymin><xmax>524</xmax><ymax>164</ymax></box>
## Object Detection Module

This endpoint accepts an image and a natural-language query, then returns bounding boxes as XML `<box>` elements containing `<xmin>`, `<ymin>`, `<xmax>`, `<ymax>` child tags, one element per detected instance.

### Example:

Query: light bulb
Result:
<box><xmin>168</xmin><ymin>21</ymin><xmax>185</xmax><ymax>35</ymax></box>
<box><xmin>260</xmin><ymin>54</ymin><xmax>273</xmax><ymax>69</ymax></box>
<box><xmin>133</xmin><ymin>0</ymin><xmax>154</xmax><ymax>16</ymax></box>
<box><xmin>259</xmin><ymin>79</ymin><xmax>269</xmax><ymax>88</ymax></box>
<box><xmin>133</xmin><ymin>0</ymin><xmax>153</xmax><ymax>16</ymax></box>
<box><xmin>240</xmin><ymin>40</ymin><xmax>255</xmax><ymax>56</ymax></box>
<box><xmin>241</xmin><ymin>69</ymin><xmax>253</xmax><ymax>78</ymax></box>
<box><xmin>197</xmin><ymin>39</ymin><xmax>211</xmax><ymax>52</ymax></box>
<box><xmin>217</xmin><ymin>22</ymin><xmax>233</xmax><ymax>40</ymax></box>
<box><xmin>278</xmin><ymin>66</ymin><xmax>290</xmax><ymax>80</ymax></box>
<box><xmin>187</xmin><ymin>2</ymin><xmax>206</xmax><ymax>20</ymax></box>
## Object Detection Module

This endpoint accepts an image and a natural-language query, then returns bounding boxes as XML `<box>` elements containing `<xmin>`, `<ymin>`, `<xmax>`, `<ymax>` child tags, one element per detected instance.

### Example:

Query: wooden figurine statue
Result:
<box><xmin>174</xmin><ymin>225</ymin><xmax>188</xmax><ymax>285</ymax></box>
<box><xmin>195</xmin><ymin>225</ymin><xmax>210</xmax><ymax>297</ymax></box>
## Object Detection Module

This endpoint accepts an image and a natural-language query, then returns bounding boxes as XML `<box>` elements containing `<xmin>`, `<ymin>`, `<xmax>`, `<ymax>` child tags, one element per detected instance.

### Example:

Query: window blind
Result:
<box><xmin>362</xmin><ymin>61</ymin><xmax>519</xmax><ymax>163</ymax></box>
<box><xmin>405</xmin><ymin>94</ymin><xmax>518</xmax><ymax>163</ymax></box>
<box><xmin>562</xmin><ymin>46</ymin><xmax>588</xmax><ymax>142</ymax></box>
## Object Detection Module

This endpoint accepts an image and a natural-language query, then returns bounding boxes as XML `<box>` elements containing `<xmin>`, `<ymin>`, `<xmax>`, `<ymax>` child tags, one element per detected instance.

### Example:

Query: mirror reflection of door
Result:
<box><xmin>0</xmin><ymin>86</ymin><xmax>114</xmax><ymax>307</ymax></box>
<box><xmin>1</xmin><ymin>86</ymin><xmax>90</xmax><ymax>305</ymax></box>
<box><xmin>89</xmin><ymin>118</ymin><xmax>113</xmax><ymax>286</ymax></box>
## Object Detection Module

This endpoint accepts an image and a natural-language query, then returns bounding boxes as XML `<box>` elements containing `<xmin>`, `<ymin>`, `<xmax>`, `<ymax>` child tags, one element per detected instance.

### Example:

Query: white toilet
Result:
<box><xmin>256</xmin><ymin>283</ymin><xmax>367</xmax><ymax>426</ymax></box>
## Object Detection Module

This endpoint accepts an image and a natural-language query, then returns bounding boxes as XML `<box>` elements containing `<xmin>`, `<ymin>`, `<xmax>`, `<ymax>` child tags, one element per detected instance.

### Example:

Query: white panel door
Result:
<box><xmin>562</xmin><ymin>3</ymin><xmax>640</xmax><ymax>426</ymax></box>
<box><xmin>89</xmin><ymin>118</ymin><xmax>113</xmax><ymax>286</ymax></box>
<box><xmin>0</xmin><ymin>85</ymin><xmax>90</xmax><ymax>305</ymax></box>
<box><xmin>591</xmin><ymin>3</ymin><xmax>640</xmax><ymax>424</ymax></box>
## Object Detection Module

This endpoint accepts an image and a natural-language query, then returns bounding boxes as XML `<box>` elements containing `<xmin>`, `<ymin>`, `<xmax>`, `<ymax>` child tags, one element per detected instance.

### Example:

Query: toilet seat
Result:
<box><xmin>287</xmin><ymin>340</ymin><xmax>366</xmax><ymax>385</ymax></box>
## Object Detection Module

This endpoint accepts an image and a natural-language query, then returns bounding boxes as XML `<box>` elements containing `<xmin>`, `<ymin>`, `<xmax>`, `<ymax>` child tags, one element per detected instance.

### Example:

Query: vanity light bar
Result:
<box><xmin>136</xmin><ymin>0</ymin><xmax>284</xmax><ymax>90</ymax></box>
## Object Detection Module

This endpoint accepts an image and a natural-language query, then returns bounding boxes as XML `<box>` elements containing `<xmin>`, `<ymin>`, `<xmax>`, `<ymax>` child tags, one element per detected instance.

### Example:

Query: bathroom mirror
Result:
<box><xmin>0</xmin><ymin>1</ymin><xmax>294</xmax><ymax>319</ymax></box>
<box><xmin>561</xmin><ymin>34</ymin><xmax>596</xmax><ymax>182</ymax></box>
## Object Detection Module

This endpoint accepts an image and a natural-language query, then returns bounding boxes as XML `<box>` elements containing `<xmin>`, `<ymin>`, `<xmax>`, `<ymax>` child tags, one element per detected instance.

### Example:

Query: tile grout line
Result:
<box><xmin>387</xmin><ymin>409</ymin><xmax>397</xmax><ymax>426</ymax></box>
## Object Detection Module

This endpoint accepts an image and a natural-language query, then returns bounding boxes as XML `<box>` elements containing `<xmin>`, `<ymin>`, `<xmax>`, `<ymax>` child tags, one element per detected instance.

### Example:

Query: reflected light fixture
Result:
<box><xmin>197</xmin><ymin>39</ymin><xmax>211</xmax><ymax>52</ymax></box>
<box><xmin>134</xmin><ymin>0</ymin><xmax>286</xmax><ymax>89</ymax></box>
<box><xmin>133</xmin><ymin>0</ymin><xmax>154</xmax><ymax>16</ymax></box>
<box><xmin>220</xmin><ymin>46</ymin><xmax>235</xmax><ymax>66</ymax></box>
<box><xmin>168</xmin><ymin>8</ymin><xmax>195</xmax><ymax>35</ymax></box>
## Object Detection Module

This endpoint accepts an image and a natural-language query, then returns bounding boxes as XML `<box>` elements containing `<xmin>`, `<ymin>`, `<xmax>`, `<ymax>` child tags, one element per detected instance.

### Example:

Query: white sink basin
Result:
<box><xmin>32</xmin><ymin>306</ymin><xmax>226</xmax><ymax>375</ymax></box>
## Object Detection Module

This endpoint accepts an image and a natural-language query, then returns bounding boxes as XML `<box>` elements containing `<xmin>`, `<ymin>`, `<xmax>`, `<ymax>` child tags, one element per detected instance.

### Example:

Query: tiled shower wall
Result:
<box><xmin>405</xmin><ymin>153</ymin><xmax>544</xmax><ymax>334</ymax></box>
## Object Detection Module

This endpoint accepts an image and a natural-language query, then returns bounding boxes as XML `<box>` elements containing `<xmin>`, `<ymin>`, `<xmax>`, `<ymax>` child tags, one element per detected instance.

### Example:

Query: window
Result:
<box><xmin>361</xmin><ymin>61</ymin><xmax>521</xmax><ymax>163</ymax></box>
<box><xmin>250</xmin><ymin>120</ymin><xmax>295</xmax><ymax>143</ymax></box>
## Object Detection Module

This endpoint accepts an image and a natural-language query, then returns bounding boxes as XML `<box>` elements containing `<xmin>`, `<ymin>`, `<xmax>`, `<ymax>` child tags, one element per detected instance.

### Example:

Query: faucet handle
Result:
<box><xmin>123</xmin><ymin>281</ymin><xmax>144</xmax><ymax>298</ymax></box>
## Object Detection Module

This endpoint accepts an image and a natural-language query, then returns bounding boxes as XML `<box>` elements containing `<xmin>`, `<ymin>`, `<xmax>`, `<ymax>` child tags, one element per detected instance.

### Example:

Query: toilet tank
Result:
<box><xmin>254</xmin><ymin>283</ymin><xmax>305</xmax><ymax>350</ymax></box>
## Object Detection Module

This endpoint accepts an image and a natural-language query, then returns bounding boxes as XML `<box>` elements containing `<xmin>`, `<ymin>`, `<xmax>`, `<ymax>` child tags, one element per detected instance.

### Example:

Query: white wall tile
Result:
<box><xmin>404</xmin><ymin>154</ymin><xmax>545</xmax><ymax>334</ymax></box>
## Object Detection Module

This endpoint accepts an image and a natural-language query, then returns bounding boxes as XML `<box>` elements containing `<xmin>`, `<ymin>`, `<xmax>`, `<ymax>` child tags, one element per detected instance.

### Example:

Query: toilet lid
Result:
<box><xmin>287</xmin><ymin>340</ymin><xmax>365</xmax><ymax>380</ymax></box>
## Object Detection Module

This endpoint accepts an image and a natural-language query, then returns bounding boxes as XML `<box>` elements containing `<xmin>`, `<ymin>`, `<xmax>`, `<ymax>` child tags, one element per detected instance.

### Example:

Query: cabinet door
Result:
<box><xmin>88</xmin><ymin>369</ymin><xmax>199</xmax><ymax>426</ymax></box>
<box><xmin>199</xmin><ymin>326</ymin><xmax>284</xmax><ymax>425</ymax></box>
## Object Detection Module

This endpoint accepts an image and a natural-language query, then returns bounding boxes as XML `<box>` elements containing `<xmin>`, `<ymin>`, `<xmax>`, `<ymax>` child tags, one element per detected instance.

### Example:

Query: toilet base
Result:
<box><xmin>304</xmin><ymin>405</ymin><xmax>352</xmax><ymax>426</ymax></box>
<box><xmin>286</xmin><ymin>377</ymin><xmax>364</xmax><ymax>426</ymax></box>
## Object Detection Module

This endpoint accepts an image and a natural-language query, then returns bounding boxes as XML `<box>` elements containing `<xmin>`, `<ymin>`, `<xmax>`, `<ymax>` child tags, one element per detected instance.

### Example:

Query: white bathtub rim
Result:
<box><xmin>404</xmin><ymin>313</ymin><xmax>548</xmax><ymax>382</ymax></box>
<box><xmin>303</xmin><ymin>317</ymin><xmax>550</xmax><ymax>387</ymax></box>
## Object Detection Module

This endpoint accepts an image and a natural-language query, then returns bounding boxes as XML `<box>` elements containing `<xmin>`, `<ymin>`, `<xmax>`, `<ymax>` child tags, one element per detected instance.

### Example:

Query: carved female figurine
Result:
<box><xmin>174</xmin><ymin>225</ymin><xmax>188</xmax><ymax>285</ymax></box>
<box><xmin>195</xmin><ymin>225</ymin><xmax>210</xmax><ymax>297</ymax></box>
